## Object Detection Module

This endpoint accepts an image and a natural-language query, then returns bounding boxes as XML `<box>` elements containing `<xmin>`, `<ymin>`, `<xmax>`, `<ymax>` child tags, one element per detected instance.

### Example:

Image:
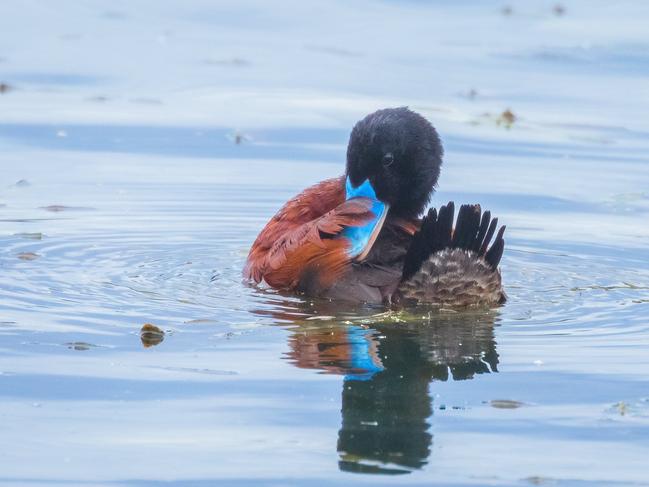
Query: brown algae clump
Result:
<box><xmin>496</xmin><ymin>109</ymin><xmax>517</xmax><ymax>128</ymax></box>
<box><xmin>140</xmin><ymin>323</ymin><xmax>165</xmax><ymax>348</ymax></box>
<box><xmin>17</xmin><ymin>252</ymin><xmax>40</xmax><ymax>261</ymax></box>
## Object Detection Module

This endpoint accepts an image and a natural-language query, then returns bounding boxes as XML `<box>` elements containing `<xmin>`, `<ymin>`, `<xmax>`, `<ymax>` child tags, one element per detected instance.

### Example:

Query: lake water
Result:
<box><xmin>1</xmin><ymin>1</ymin><xmax>649</xmax><ymax>486</ymax></box>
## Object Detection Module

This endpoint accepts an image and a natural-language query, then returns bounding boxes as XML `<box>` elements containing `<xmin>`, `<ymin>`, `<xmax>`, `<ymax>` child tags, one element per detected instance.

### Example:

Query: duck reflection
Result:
<box><xmin>283</xmin><ymin>308</ymin><xmax>499</xmax><ymax>474</ymax></box>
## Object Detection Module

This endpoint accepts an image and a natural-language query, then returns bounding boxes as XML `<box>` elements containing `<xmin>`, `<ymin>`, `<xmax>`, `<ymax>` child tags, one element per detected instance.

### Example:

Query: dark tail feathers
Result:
<box><xmin>402</xmin><ymin>202</ymin><xmax>506</xmax><ymax>281</ymax></box>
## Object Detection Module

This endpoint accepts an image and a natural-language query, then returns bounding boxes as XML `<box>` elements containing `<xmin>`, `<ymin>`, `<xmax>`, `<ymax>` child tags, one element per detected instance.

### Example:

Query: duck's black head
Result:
<box><xmin>346</xmin><ymin>107</ymin><xmax>443</xmax><ymax>218</ymax></box>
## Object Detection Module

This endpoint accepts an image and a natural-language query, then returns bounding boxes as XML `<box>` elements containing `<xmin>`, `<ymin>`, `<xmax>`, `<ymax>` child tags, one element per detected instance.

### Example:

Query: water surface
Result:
<box><xmin>1</xmin><ymin>1</ymin><xmax>649</xmax><ymax>486</ymax></box>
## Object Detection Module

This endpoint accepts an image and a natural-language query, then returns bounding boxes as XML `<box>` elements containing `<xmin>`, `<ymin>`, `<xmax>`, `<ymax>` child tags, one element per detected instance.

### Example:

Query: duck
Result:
<box><xmin>244</xmin><ymin>107</ymin><xmax>506</xmax><ymax>307</ymax></box>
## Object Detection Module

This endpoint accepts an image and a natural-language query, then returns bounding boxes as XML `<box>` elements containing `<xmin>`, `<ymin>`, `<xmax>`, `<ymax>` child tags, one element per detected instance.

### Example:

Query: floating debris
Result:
<box><xmin>459</xmin><ymin>88</ymin><xmax>479</xmax><ymax>100</ymax></box>
<box><xmin>523</xmin><ymin>476</ymin><xmax>555</xmax><ymax>485</ymax></box>
<box><xmin>227</xmin><ymin>131</ymin><xmax>252</xmax><ymax>145</ymax></box>
<box><xmin>605</xmin><ymin>400</ymin><xmax>649</xmax><ymax>418</ymax></box>
<box><xmin>14</xmin><ymin>179</ymin><xmax>30</xmax><ymax>187</ymax></box>
<box><xmin>15</xmin><ymin>232</ymin><xmax>43</xmax><ymax>240</ymax></box>
<box><xmin>184</xmin><ymin>318</ymin><xmax>219</xmax><ymax>324</ymax></box>
<box><xmin>305</xmin><ymin>45</ymin><xmax>363</xmax><ymax>58</ymax></box>
<box><xmin>0</xmin><ymin>82</ymin><xmax>12</xmax><ymax>94</ymax></box>
<box><xmin>470</xmin><ymin>110</ymin><xmax>519</xmax><ymax>129</ymax></box>
<box><xmin>496</xmin><ymin>108</ymin><xmax>517</xmax><ymax>128</ymax></box>
<box><xmin>86</xmin><ymin>95</ymin><xmax>109</xmax><ymax>103</ymax></box>
<box><xmin>140</xmin><ymin>323</ymin><xmax>165</xmax><ymax>348</ymax></box>
<box><xmin>56</xmin><ymin>130</ymin><xmax>68</xmax><ymax>138</ymax></box>
<box><xmin>39</xmin><ymin>205</ymin><xmax>94</xmax><ymax>212</ymax></box>
<box><xmin>148</xmin><ymin>365</ymin><xmax>237</xmax><ymax>376</ymax></box>
<box><xmin>613</xmin><ymin>401</ymin><xmax>628</xmax><ymax>416</ymax></box>
<box><xmin>17</xmin><ymin>252</ymin><xmax>40</xmax><ymax>261</ymax></box>
<box><xmin>41</xmin><ymin>205</ymin><xmax>68</xmax><ymax>212</ymax></box>
<box><xmin>490</xmin><ymin>399</ymin><xmax>525</xmax><ymax>409</ymax></box>
<box><xmin>65</xmin><ymin>342</ymin><xmax>96</xmax><ymax>351</ymax></box>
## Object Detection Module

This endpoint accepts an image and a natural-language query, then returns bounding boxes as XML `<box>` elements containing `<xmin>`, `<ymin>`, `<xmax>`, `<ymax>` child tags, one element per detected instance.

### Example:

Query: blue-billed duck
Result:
<box><xmin>244</xmin><ymin>107</ymin><xmax>506</xmax><ymax>307</ymax></box>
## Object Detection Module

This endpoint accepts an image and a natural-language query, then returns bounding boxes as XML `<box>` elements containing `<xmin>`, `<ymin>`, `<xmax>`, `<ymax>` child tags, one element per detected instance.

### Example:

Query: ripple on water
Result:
<box><xmin>2</xmin><ymin>210</ymin><xmax>648</xmax><ymax>348</ymax></box>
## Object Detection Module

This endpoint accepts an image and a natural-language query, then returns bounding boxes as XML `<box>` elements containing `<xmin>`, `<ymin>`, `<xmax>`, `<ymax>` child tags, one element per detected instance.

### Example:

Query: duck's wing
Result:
<box><xmin>399</xmin><ymin>202</ymin><xmax>506</xmax><ymax>306</ymax></box>
<box><xmin>244</xmin><ymin>176</ymin><xmax>384</xmax><ymax>292</ymax></box>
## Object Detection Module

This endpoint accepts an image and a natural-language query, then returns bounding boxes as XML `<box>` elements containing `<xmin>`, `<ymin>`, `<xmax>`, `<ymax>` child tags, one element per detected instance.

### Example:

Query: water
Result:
<box><xmin>1</xmin><ymin>1</ymin><xmax>649</xmax><ymax>486</ymax></box>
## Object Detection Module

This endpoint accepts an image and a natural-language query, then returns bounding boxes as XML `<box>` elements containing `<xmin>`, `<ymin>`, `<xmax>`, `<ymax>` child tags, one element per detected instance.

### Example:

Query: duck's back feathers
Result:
<box><xmin>398</xmin><ymin>203</ymin><xmax>506</xmax><ymax>306</ymax></box>
<box><xmin>245</xmin><ymin>187</ymin><xmax>507</xmax><ymax>307</ymax></box>
<box><xmin>244</xmin><ymin>176</ymin><xmax>380</xmax><ymax>291</ymax></box>
<box><xmin>398</xmin><ymin>248</ymin><xmax>504</xmax><ymax>307</ymax></box>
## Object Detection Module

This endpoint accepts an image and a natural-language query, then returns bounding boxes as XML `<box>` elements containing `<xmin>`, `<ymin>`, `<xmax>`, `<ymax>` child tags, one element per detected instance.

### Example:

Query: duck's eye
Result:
<box><xmin>382</xmin><ymin>152</ymin><xmax>394</xmax><ymax>167</ymax></box>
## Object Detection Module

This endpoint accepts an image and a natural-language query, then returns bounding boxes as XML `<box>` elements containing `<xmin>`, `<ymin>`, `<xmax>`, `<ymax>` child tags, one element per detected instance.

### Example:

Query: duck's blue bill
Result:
<box><xmin>342</xmin><ymin>177</ymin><xmax>389</xmax><ymax>260</ymax></box>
